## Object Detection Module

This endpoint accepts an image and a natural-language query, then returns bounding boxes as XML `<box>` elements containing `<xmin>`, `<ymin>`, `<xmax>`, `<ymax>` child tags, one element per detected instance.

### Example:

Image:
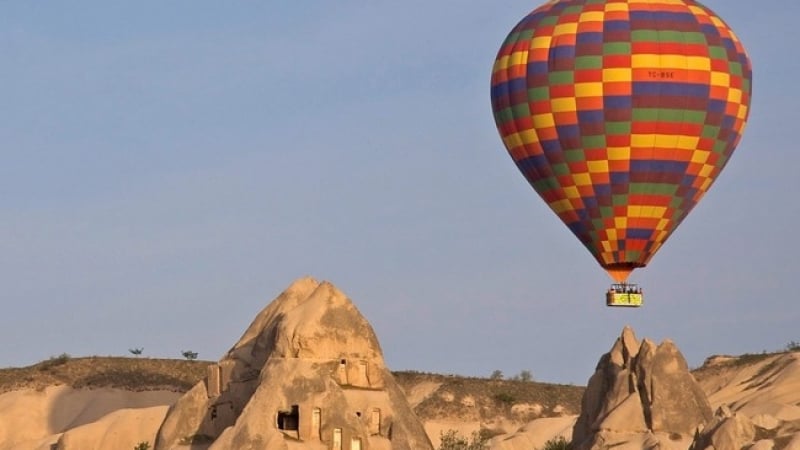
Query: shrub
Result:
<box><xmin>493</xmin><ymin>392</ymin><xmax>515</xmax><ymax>405</ymax></box>
<box><xmin>489</xmin><ymin>370</ymin><xmax>503</xmax><ymax>380</ymax></box>
<box><xmin>178</xmin><ymin>434</ymin><xmax>215</xmax><ymax>445</ymax></box>
<box><xmin>38</xmin><ymin>353</ymin><xmax>71</xmax><ymax>371</ymax></box>
<box><xmin>438</xmin><ymin>429</ymin><xmax>489</xmax><ymax>450</ymax></box>
<box><xmin>134</xmin><ymin>442</ymin><xmax>151</xmax><ymax>450</ymax></box>
<box><xmin>181</xmin><ymin>350</ymin><xmax>198</xmax><ymax>360</ymax></box>
<box><xmin>129</xmin><ymin>348</ymin><xmax>144</xmax><ymax>357</ymax></box>
<box><xmin>541</xmin><ymin>436</ymin><xmax>571</xmax><ymax>450</ymax></box>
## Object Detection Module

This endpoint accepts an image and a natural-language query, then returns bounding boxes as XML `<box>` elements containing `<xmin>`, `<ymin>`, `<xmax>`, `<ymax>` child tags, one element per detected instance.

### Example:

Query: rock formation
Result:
<box><xmin>691</xmin><ymin>351</ymin><xmax>800</xmax><ymax>450</ymax></box>
<box><xmin>154</xmin><ymin>277</ymin><xmax>433</xmax><ymax>450</ymax></box>
<box><xmin>689</xmin><ymin>405</ymin><xmax>755</xmax><ymax>450</ymax></box>
<box><xmin>0</xmin><ymin>385</ymin><xmax>179</xmax><ymax>450</ymax></box>
<box><xmin>689</xmin><ymin>405</ymin><xmax>800</xmax><ymax>450</ymax></box>
<box><xmin>697</xmin><ymin>352</ymin><xmax>800</xmax><ymax>422</ymax></box>
<box><xmin>572</xmin><ymin>327</ymin><xmax>713</xmax><ymax>450</ymax></box>
<box><xmin>55</xmin><ymin>406</ymin><xmax>169</xmax><ymax>450</ymax></box>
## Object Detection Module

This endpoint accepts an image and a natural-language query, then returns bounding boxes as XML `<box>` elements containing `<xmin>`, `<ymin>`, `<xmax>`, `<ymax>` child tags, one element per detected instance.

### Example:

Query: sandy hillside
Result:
<box><xmin>694</xmin><ymin>351</ymin><xmax>800</xmax><ymax>420</ymax></box>
<box><xmin>0</xmin><ymin>386</ymin><xmax>178</xmax><ymax>450</ymax></box>
<box><xmin>2</xmin><ymin>350</ymin><xmax>800</xmax><ymax>449</ymax></box>
<box><xmin>0</xmin><ymin>356</ymin><xmax>200</xmax><ymax>450</ymax></box>
<box><xmin>392</xmin><ymin>371</ymin><xmax>583</xmax><ymax>448</ymax></box>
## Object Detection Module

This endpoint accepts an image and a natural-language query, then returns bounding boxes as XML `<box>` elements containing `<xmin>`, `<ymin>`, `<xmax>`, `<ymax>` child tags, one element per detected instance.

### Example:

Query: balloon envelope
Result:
<box><xmin>490</xmin><ymin>0</ymin><xmax>752</xmax><ymax>281</ymax></box>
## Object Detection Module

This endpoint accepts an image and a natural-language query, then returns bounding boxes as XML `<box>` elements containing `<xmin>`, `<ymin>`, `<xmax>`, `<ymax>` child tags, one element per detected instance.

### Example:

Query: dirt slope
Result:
<box><xmin>4</xmin><ymin>350</ymin><xmax>800</xmax><ymax>449</ymax></box>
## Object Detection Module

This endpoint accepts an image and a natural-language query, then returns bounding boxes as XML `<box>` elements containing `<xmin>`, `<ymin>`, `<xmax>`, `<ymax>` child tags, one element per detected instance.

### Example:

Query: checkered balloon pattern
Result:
<box><xmin>490</xmin><ymin>0</ymin><xmax>752</xmax><ymax>281</ymax></box>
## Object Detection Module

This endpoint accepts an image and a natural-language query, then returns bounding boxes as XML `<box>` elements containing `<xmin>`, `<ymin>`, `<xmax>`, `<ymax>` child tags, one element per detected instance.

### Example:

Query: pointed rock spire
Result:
<box><xmin>154</xmin><ymin>277</ymin><xmax>432</xmax><ymax>450</ymax></box>
<box><xmin>573</xmin><ymin>327</ymin><xmax>713</xmax><ymax>450</ymax></box>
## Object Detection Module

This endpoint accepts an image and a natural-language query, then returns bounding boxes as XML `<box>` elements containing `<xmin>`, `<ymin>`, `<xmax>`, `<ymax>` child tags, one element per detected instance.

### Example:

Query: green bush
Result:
<box><xmin>438</xmin><ymin>429</ymin><xmax>489</xmax><ymax>450</ymax></box>
<box><xmin>178</xmin><ymin>434</ymin><xmax>215</xmax><ymax>445</ymax></box>
<box><xmin>493</xmin><ymin>392</ymin><xmax>515</xmax><ymax>405</ymax></box>
<box><xmin>134</xmin><ymin>442</ymin><xmax>151</xmax><ymax>450</ymax></box>
<box><xmin>541</xmin><ymin>436</ymin><xmax>571</xmax><ymax>450</ymax></box>
<box><xmin>38</xmin><ymin>353</ymin><xmax>71</xmax><ymax>371</ymax></box>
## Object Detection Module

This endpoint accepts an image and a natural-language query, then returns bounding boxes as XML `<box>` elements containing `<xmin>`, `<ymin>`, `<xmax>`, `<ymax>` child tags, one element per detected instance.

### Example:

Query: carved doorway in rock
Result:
<box><xmin>312</xmin><ymin>407</ymin><xmax>321</xmax><ymax>440</ymax></box>
<box><xmin>277</xmin><ymin>404</ymin><xmax>299</xmax><ymax>439</ymax></box>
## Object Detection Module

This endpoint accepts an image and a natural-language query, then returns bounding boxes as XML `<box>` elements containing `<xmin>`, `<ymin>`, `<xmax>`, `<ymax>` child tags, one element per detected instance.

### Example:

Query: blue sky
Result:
<box><xmin>2</xmin><ymin>2</ymin><xmax>797</xmax><ymax>384</ymax></box>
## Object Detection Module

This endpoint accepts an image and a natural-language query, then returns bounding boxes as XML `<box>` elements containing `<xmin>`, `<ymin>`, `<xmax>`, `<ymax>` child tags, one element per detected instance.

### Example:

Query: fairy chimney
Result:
<box><xmin>155</xmin><ymin>277</ymin><xmax>433</xmax><ymax>450</ymax></box>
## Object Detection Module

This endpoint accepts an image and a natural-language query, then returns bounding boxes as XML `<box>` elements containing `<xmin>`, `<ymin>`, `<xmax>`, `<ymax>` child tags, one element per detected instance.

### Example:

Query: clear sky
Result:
<box><xmin>2</xmin><ymin>1</ymin><xmax>796</xmax><ymax>384</ymax></box>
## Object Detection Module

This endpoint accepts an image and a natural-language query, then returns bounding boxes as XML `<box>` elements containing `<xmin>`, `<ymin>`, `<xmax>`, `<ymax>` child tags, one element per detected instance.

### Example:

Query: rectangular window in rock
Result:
<box><xmin>207</xmin><ymin>364</ymin><xmax>221</xmax><ymax>398</ymax></box>
<box><xmin>333</xmin><ymin>428</ymin><xmax>342</xmax><ymax>450</ymax></box>
<box><xmin>370</xmin><ymin>408</ymin><xmax>381</xmax><ymax>435</ymax></box>
<box><xmin>312</xmin><ymin>407</ymin><xmax>321</xmax><ymax>440</ymax></box>
<box><xmin>338</xmin><ymin>360</ymin><xmax>348</xmax><ymax>385</ymax></box>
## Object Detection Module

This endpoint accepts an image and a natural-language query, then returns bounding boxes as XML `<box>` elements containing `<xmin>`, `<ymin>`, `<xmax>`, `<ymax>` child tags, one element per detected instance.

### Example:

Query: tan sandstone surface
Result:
<box><xmin>691</xmin><ymin>352</ymin><xmax>800</xmax><ymax>450</ymax></box>
<box><xmin>572</xmin><ymin>327</ymin><xmax>712</xmax><ymax>450</ymax></box>
<box><xmin>0</xmin><ymin>386</ymin><xmax>179</xmax><ymax>450</ymax></box>
<box><xmin>695</xmin><ymin>352</ymin><xmax>800</xmax><ymax>421</ymax></box>
<box><xmin>155</xmin><ymin>277</ymin><xmax>433</xmax><ymax>450</ymax></box>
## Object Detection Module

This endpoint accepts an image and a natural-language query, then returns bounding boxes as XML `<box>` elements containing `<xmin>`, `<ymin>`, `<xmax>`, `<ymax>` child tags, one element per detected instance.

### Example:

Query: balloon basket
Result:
<box><xmin>606</xmin><ymin>283</ymin><xmax>643</xmax><ymax>307</ymax></box>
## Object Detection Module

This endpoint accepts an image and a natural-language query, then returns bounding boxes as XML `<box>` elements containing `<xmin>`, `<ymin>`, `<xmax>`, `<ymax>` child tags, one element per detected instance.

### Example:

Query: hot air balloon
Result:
<box><xmin>490</xmin><ymin>0</ymin><xmax>752</xmax><ymax>306</ymax></box>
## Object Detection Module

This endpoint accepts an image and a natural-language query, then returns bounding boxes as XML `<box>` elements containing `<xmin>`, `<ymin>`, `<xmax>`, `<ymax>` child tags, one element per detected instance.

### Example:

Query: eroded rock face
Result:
<box><xmin>56</xmin><ymin>406</ymin><xmax>169</xmax><ymax>450</ymax></box>
<box><xmin>690</xmin><ymin>406</ymin><xmax>755</xmax><ymax>450</ymax></box>
<box><xmin>155</xmin><ymin>277</ymin><xmax>433</xmax><ymax>450</ymax></box>
<box><xmin>572</xmin><ymin>327</ymin><xmax>713</xmax><ymax>450</ymax></box>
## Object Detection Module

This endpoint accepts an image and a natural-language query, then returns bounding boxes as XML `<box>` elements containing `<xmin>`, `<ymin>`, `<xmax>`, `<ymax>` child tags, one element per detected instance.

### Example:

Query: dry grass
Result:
<box><xmin>691</xmin><ymin>351</ymin><xmax>786</xmax><ymax>384</ymax></box>
<box><xmin>393</xmin><ymin>371</ymin><xmax>584</xmax><ymax>422</ymax></box>
<box><xmin>0</xmin><ymin>355</ymin><xmax>210</xmax><ymax>394</ymax></box>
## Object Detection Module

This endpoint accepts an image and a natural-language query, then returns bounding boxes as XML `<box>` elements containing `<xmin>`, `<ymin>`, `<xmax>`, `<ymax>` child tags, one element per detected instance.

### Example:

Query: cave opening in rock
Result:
<box><xmin>277</xmin><ymin>405</ymin><xmax>299</xmax><ymax>431</ymax></box>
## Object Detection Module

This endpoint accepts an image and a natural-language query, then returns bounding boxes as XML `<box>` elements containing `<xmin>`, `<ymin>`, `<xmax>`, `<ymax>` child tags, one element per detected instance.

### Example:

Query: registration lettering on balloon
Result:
<box><xmin>647</xmin><ymin>71</ymin><xmax>675</xmax><ymax>79</ymax></box>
